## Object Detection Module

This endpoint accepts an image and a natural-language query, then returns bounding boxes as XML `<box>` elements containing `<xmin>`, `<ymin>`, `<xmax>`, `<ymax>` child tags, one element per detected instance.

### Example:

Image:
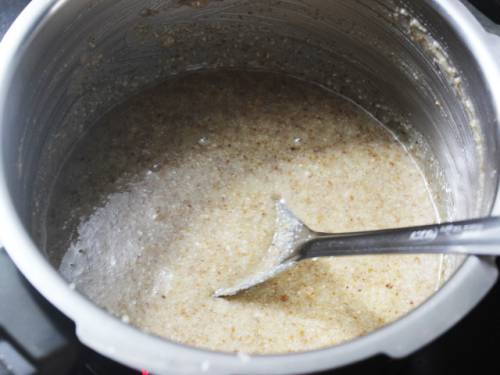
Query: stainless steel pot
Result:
<box><xmin>1</xmin><ymin>0</ymin><xmax>500</xmax><ymax>373</ymax></box>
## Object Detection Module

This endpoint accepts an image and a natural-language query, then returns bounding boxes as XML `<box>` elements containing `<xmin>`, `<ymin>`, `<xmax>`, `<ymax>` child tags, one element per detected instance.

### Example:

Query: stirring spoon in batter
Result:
<box><xmin>214</xmin><ymin>200</ymin><xmax>500</xmax><ymax>297</ymax></box>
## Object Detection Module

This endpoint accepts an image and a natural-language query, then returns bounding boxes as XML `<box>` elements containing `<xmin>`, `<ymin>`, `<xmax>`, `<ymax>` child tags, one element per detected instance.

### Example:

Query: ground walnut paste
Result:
<box><xmin>52</xmin><ymin>71</ymin><xmax>443</xmax><ymax>354</ymax></box>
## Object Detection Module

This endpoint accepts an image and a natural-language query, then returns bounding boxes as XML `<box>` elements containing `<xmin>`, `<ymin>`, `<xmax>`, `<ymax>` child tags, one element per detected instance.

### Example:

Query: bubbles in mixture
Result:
<box><xmin>51</xmin><ymin>71</ymin><xmax>443</xmax><ymax>354</ymax></box>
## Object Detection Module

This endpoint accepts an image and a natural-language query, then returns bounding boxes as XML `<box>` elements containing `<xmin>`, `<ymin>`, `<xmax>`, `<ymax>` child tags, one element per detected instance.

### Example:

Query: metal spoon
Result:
<box><xmin>214</xmin><ymin>200</ymin><xmax>500</xmax><ymax>297</ymax></box>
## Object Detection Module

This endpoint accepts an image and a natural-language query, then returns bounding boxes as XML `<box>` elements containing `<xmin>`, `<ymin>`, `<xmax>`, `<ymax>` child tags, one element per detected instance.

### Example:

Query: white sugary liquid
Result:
<box><xmin>54</xmin><ymin>71</ymin><xmax>442</xmax><ymax>354</ymax></box>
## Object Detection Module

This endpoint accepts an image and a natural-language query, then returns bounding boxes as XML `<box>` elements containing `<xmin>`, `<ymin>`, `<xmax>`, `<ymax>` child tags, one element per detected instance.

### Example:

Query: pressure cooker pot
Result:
<box><xmin>1</xmin><ymin>0</ymin><xmax>500</xmax><ymax>373</ymax></box>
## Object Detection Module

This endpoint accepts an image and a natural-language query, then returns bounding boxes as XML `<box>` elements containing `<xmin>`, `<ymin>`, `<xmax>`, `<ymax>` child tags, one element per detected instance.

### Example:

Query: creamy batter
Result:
<box><xmin>51</xmin><ymin>71</ymin><xmax>443</xmax><ymax>354</ymax></box>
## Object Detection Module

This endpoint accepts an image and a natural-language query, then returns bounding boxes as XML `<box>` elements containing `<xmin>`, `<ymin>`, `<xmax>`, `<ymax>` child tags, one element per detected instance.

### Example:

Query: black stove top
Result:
<box><xmin>1</xmin><ymin>1</ymin><xmax>500</xmax><ymax>374</ymax></box>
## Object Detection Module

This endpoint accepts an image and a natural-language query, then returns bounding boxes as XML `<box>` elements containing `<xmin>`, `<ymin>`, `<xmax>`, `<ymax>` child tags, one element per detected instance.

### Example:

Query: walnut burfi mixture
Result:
<box><xmin>51</xmin><ymin>71</ymin><xmax>443</xmax><ymax>354</ymax></box>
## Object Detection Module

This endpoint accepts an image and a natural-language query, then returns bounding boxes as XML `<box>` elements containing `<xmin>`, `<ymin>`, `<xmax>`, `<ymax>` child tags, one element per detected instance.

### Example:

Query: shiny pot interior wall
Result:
<box><xmin>1</xmin><ymin>0</ymin><xmax>498</xmax><ymax>262</ymax></box>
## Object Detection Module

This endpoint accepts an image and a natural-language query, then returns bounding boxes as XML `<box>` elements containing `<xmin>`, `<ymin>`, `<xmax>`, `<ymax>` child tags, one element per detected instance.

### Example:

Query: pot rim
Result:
<box><xmin>0</xmin><ymin>0</ymin><xmax>499</xmax><ymax>373</ymax></box>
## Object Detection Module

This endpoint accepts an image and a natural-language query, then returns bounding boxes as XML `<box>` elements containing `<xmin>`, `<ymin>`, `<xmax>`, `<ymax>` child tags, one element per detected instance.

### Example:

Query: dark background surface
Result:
<box><xmin>1</xmin><ymin>0</ymin><xmax>500</xmax><ymax>374</ymax></box>
<box><xmin>471</xmin><ymin>0</ymin><xmax>500</xmax><ymax>22</ymax></box>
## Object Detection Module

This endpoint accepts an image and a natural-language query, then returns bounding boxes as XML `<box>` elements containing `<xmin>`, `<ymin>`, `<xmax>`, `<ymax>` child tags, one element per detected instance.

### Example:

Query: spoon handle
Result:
<box><xmin>299</xmin><ymin>217</ymin><xmax>500</xmax><ymax>259</ymax></box>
